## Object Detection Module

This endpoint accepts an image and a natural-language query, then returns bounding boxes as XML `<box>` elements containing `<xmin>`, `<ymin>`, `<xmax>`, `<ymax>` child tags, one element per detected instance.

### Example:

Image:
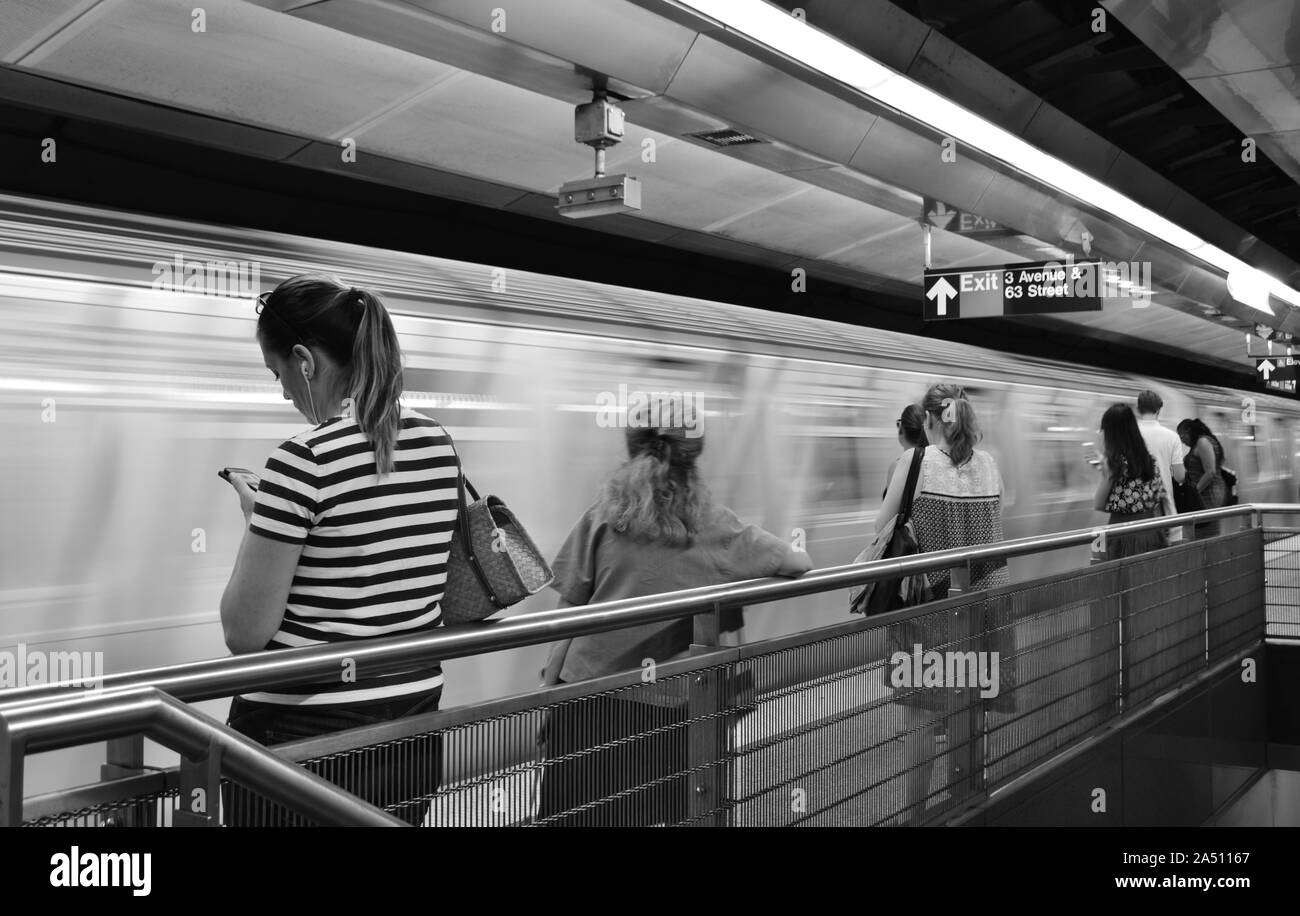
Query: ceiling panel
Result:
<box><xmin>825</xmin><ymin>222</ymin><xmax>923</xmax><ymax>278</ymax></box>
<box><xmin>292</xmin><ymin>0</ymin><xmax>618</xmax><ymax>105</ymax></box>
<box><xmin>851</xmin><ymin>116</ymin><xmax>998</xmax><ymax>214</ymax></box>
<box><xmin>352</xmin><ymin>70</ymin><xmax>587</xmax><ymax>190</ymax></box>
<box><xmin>710</xmin><ymin>184</ymin><xmax>904</xmax><ymax>261</ymax></box>
<box><xmin>19</xmin><ymin>0</ymin><xmax>454</xmax><ymax>138</ymax></box>
<box><xmin>665</xmin><ymin>33</ymin><xmax>876</xmax><ymax>165</ymax></box>
<box><xmin>404</xmin><ymin>0</ymin><xmax>698</xmax><ymax>95</ymax></box>
<box><xmin>0</xmin><ymin>0</ymin><xmax>95</xmax><ymax>62</ymax></box>
<box><xmin>608</xmin><ymin>135</ymin><xmax>814</xmax><ymax>232</ymax></box>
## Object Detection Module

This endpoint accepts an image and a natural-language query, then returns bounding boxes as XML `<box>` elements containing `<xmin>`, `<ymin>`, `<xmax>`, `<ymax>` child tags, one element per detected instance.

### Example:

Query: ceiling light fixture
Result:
<box><xmin>676</xmin><ymin>0</ymin><xmax>1294</xmax><ymax>317</ymax></box>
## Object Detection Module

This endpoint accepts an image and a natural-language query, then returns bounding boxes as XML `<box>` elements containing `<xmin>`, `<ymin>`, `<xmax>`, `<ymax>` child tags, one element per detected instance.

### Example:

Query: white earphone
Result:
<box><xmin>299</xmin><ymin>359</ymin><xmax>319</xmax><ymax>423</ymax></box>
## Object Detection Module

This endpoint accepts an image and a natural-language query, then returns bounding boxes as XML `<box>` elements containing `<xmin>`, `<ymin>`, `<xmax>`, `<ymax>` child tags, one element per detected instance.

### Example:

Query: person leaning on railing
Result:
<box><xmin>536</xmin><ymin>399</ymin><xmax>813</xmax><ymax>826</ymax></box>
<box><xmin>218</xmin><ymin>275</ymin><xmax>458</xmax><ymax>826</ymax></box>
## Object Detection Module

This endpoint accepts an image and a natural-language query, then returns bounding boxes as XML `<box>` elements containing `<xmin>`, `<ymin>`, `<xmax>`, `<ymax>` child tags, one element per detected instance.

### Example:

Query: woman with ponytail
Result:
<box><xmin>537</xmin><ymin>397</ymin><xmax>813</xmax><ymax>825</ymax></box>
<box><xmin>219</xmin><ymin>275</ymin><xmax>458</xmax><ymax>825</ymax></box>
<box><xmin>873</xmin><ymin>382</ymin><xmax>1010</xmax><ymax>825</ymax></box>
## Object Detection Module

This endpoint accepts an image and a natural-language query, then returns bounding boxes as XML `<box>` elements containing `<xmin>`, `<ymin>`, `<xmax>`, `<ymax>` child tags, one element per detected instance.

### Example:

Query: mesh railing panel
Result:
<box><xmin>1121</xmin><ymin>543</ymin><xmax>1209</xmax><ymax>708</ymax></box>
<box><xmin>19</xmin><ymin>530</ymin><xmax>1269</xmax><ymax>827</ymax></box>
<box><xmin>1207</xmin><ymin>528</ymin><xmax>1266</xmax><ymax>660</ymax></box>
<box><xmin>23</xmin><ymin>790</ymin><xmax>178</xmax><ymax>828</ymax></box>
<box><xmin>1264</xmin><ymin>527</ymin><xmax>1300</xmax><ymax>639</ymax></box>
<box><xmin>983</xmin><ymin>564</ymin><xmax>1121</xmax><ymax>788</ymax></box>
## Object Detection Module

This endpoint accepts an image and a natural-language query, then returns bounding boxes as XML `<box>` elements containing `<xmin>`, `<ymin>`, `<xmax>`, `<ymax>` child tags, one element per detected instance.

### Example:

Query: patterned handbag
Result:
<box><xmin>439</xmin><ymin>426</ymin><xmax>554</xmax><ymax>625</ymax></box>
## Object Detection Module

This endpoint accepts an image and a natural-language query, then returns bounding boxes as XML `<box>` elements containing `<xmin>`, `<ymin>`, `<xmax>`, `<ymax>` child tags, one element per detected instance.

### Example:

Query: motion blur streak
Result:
<box><xmin>1</xmin><ymin>195</ymin><xmax>1293</xmax><ymax>792</ymax></box>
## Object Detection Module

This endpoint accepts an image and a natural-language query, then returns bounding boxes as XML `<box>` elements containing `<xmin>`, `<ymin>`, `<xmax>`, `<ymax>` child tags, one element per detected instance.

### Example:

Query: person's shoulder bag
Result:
<box><xmin>1219</xmin><ymin>465</ymin><xmax>1239</xmax><ymax>505</ymax></box>
<box><xmin>849</xmin><ymin>446</ymin><xmax>931</xmax><ymax>616</ymax></box>
<box><xmin>437</xmin><ymin>424</ymin><xmax>554</xmax><ymax>625</ymax></box>
<box><xmin>1172</xmin><ymin>474</ymin><xmax>1204</xmax><ymax>514</ymax></box>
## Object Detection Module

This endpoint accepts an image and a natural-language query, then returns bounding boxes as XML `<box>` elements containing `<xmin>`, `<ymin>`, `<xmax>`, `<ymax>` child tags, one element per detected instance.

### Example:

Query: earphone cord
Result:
<box><xmin>303</xmin><ymin>365</ymin><xmax>319</xmax><ymax>425</ymax></box>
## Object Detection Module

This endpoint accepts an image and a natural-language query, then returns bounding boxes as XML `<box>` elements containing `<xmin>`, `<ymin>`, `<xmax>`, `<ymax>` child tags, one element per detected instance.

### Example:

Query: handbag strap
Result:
<box><xmin>896</xmin><ymin>446</ymin><xmax>925</xmax><ymax>527</ymax></box>
<box><xmin>434</xmin><ymin>421</ymin><xmax>501</xmax><ymax>605</ymax></box>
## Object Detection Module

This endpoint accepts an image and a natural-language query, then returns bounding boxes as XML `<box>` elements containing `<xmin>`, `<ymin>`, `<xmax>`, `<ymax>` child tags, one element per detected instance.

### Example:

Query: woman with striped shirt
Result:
<box><xmin>220</xmin><ymin>275</ymin><xmax>458</xmax><ymax>825</ymax></box>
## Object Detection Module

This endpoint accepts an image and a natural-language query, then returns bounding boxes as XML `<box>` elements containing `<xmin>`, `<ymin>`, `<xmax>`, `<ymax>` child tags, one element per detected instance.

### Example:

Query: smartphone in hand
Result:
<box><xmin>219</xmin><ymin>467</ymin><xmax>260</xmax><ymax>491</ymax></box>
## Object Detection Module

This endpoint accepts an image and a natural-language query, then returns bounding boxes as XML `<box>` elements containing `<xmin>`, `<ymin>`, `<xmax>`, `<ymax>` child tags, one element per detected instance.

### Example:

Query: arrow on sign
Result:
<box><xmin>927</xmin><ymin>276</ymin><xmax>958</xmax><ymax>316</ymax></box>
<box><xmin>1259</xmin><ymin>359</ymin><xmax>1276</xmax><ymax>380</ymax></box>
<box><xmin>927</xmin><ymin>202</ymin><xmax>957</xmax><ymax>230</ymax></box>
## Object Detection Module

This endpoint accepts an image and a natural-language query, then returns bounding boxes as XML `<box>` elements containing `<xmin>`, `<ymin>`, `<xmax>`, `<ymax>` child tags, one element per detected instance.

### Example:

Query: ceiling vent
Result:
<box><xmin>689</xmin><ymin>128</ymin><xmax>765</xmax><ymax>148</ymax></box>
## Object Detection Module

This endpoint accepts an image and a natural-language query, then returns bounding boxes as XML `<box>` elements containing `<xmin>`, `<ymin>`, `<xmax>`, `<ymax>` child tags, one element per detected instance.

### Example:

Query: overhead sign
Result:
<box><xmin>923</xmin><ymin>258</ymin><xmax>1151</xmax><ymax>320</ymax></box>
<box><xmin>1256</xmin><ymin>356</ymin><xmax>1299</xmax><ymax>386</ymax></box>
<box><xmin>922</xmin><ymin>197</ymin><xmax>1016</xmax><ymax>239</ymax></box>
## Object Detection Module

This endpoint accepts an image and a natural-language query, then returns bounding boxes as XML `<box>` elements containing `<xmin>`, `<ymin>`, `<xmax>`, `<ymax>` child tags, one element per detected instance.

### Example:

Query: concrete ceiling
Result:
<box><xmin>1108</xmin><ymin>0</ymin><xmax>1300</xmax><ymax>196</ymax></box>
<box><xmin>0</xmin><ymin>0</ymin><xmax>1290</xmax><ymax>377</ymax></box>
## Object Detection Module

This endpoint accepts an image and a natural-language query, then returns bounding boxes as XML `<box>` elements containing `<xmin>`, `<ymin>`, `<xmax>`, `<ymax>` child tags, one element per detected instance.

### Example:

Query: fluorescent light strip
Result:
<box><xmin>679</xmin><ymin>0</ymin><xmax>1297</xmax><ymax>316</ymax></box>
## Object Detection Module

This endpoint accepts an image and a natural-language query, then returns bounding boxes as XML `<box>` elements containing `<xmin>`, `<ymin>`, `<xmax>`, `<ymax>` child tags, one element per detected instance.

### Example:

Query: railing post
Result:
<box><xmin>175</xmin><ymin>738</ymin><xmax>222</xmax><ymax>827</ymax></box>
<box><xmin>685</xmin><ymin>600</ymin><xmax>728</xmax><ymax>826</ymax></box>
<box><xmin>102</xmin><ymin>734</ymin><xmax>146</xmax><ymax>780</ymax></box>
<box><xmin>686</xmin><ymin>667</ymin><xmax>726</xmax><ymax>827</ymax></box>
<box><xmin>0</xmin><ymin>729</ymin><xmax>24</xmax><ymax>827</ymax></box>
<box><xmin>690</xmin><ymin>606</ymin><xmax>721</xmax><ymax>653</ymax></box>
<box><xmin>944</xmin><ymin>564</ymin><xmax>981</xmax><ymax>809</ymax></box>
<box><xmin>101</xmin><ymin>733</ymin><xmax>154</xmax><ymax>826</ymax></box>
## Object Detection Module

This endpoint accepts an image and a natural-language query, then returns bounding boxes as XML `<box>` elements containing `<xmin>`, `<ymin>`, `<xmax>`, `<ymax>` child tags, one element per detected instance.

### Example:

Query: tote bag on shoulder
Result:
<box><xmin>437</xmin><ymin>425</ymin><xmax>554</xmax><ymax>625</ymax></box>
<box><xmin>849</xmin><ymin>447</ymin><xmax>931</xmax><ymax>616</ymax></box>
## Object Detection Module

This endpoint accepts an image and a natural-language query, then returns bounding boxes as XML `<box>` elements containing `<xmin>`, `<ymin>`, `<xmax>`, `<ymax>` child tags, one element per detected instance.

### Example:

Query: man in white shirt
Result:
<box><xmin>1136</xmin><ymin>390</ymin><xmax>1187</xmax><ymax>536</ymax></box>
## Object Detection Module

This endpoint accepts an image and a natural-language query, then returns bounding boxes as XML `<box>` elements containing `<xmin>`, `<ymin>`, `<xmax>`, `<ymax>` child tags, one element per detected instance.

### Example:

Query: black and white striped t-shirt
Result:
<box><xmin>242</xmin><ymin>405</ymin><xmax>459</xmax><ymax>706</ymax></box>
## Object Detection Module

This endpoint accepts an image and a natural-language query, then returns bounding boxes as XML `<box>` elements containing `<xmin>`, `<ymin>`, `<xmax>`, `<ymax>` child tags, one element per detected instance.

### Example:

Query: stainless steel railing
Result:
<box><xmin>0</xmin><ymin>501</ymin><xmax>1284</xmax><ymax>826</ymax></box>
<box><xmin>0</xmin><ymin>687</ymin><xmax>405</xmax><ymax>826</ymax></box>
<box><xmin>0</xmin><ymin>502</ymin><xmax>1265</xmax><ymax>713</ymax></box>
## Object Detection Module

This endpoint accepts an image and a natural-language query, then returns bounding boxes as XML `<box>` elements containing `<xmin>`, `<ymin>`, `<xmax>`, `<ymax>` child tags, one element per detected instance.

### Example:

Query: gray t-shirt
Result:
<box><xmin>552</xmin><ymin>503</ymin><xmax>796</xmax><ymax>682</ymax></box>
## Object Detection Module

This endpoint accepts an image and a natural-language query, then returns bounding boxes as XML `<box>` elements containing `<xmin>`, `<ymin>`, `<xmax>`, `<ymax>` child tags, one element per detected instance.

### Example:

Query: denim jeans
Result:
<box><xmin>224</xmin><ymin>689</ymin><xmax>442</xmax><ymax>826</ymax></box>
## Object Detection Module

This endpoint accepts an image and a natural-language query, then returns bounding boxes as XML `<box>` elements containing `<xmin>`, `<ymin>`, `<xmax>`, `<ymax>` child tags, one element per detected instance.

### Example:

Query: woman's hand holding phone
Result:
<box><xmin>220</xmin><ymin>468</ymin><xmax>260</xmax><ymax>526</ymax></box>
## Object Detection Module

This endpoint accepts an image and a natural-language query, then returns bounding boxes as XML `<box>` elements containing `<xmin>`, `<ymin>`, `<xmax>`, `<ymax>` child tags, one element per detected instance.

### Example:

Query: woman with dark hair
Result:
<box><xmin>537</xmin><ymin>397</ymin><xmax>813</xmax><ymax>826</ymax></box>
<box><xmin>1178</xmin><ymin>418</ymin><xmax>1226</xmax><ymax>538</ymax></box>
<box><xmin>219</xmin><ymin>275</ymin><xmax>458</xmax><ymax>825</ymax></box>
<box><xmin>1094</xmin><ymin>404</ymin><xmax>1167</xmax><ymax>558</ymax></box>
<box><xmin>874</xmin><ymin>382</ymin><xmax>1010</xmax><ymax>826</ymax></box>
<box><xmin>884</xmin><ymin>403</ymin><xmax>929</xmax><ymax>497</ymax></box>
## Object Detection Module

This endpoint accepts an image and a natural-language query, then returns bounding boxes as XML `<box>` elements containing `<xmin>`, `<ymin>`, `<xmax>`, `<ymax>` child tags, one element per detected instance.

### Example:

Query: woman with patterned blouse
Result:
<box><xmin>875</xmin><ymin>382</ymin><xmax>1010</xmax><ymax>825</ymax></box>
<box><xmin>1094</xmin><ymin>403</ymin><xmax>1168</xmax><ymax>558</ymax></box>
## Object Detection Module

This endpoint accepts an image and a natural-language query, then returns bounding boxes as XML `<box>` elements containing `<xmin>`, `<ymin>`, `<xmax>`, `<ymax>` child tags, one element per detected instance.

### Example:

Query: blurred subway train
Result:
<box><xmin>1</xmin><ymin>194</ymin><xmax>1294</xmax><ymax>791</ymax></box>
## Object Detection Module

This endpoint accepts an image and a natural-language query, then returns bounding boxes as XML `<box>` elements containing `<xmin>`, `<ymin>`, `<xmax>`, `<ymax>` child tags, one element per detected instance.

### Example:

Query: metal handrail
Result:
<box><xmin>0</xmin><ymin>502</ymin><xmax>1280</xmax><ymax>712</ymax></box>
<box><xmin>0</xmin><ymin>686</ymin><xmax>405</xmax><ymax>826</ymax></box>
